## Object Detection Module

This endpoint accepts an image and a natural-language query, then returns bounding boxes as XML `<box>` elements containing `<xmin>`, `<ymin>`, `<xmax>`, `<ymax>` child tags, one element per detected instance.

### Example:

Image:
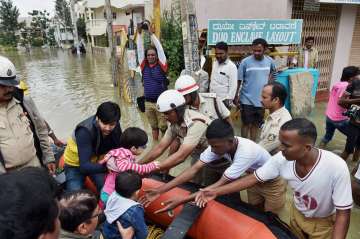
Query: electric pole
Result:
<box><xmin>104</xmin><ymin>0</ymin><xmax>118</xmax><ymax>86</ymax></box>
<box><xmin>180</xmin><ymin>0</ymin><xmax>200</xmax><ymax>75</ymax></box>
<box><xmin>70</xmin><ymin>0</ymin><xmax>80</xmax><ymax>54</ymax></box>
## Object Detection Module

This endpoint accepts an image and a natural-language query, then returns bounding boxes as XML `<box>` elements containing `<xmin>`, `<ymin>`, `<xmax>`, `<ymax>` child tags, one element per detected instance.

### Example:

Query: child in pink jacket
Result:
<box><xmin>99</xmin><ymin>127</ymin><xmax>160</xmax><ymax>205</ymax></box>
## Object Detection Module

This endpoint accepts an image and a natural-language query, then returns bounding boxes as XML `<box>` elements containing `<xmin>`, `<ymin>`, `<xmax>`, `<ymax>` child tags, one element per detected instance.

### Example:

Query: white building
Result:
<box><xmin>80</xmin><ymin>0</ymin><xmax>146</xmax><ymax>47</ymax></box>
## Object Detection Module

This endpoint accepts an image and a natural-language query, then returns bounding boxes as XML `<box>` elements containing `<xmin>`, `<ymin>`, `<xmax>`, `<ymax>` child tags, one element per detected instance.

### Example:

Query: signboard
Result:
<box><xmin>317</xmin><ymin>0</ymin><xmax>360</xmax><ymax>4</ymax></box>
<box><xmin>208</xmin><ymin>19</ymin><xmax>303</xmax><ymax>45</ymax></box>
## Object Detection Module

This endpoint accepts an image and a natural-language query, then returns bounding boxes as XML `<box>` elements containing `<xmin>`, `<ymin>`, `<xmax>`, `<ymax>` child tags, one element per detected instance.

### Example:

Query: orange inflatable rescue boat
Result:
<box><xmin>139</xmin><ymin>174</ymin><xmax>295</xmax><ymax>239</ymax></box>
<box><xmin>58</xmin><ymin>157</ymin><xmax>295</xmax><ymax>239</ymax></box>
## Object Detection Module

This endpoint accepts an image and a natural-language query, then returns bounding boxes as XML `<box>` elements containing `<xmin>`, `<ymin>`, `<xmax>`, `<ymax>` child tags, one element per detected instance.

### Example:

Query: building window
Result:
<box><xmin>104</xmin><ymin>12</ymin><xmax>116</xmax><ymax>19</ymax></box>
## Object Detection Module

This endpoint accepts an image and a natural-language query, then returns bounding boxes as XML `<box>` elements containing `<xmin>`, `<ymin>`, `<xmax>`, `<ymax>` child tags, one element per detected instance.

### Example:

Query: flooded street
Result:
<box><xmin>3</xmin><ymin>48</ymin><xmax>152</xmax><ymax>140</ymax></box>
<box><xmin>1</xmin><ymin>48</ymin><xmax>360</xmax><ymax>238</ymax></box>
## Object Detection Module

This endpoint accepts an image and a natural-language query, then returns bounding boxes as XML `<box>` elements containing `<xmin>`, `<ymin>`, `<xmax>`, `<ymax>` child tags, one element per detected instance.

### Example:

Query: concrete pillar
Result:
<box><xmin>91</xmin><ymin>35</ymin><xmax>95</xmax><ymax>47</ymax></box>
<box><xmin>181</xmin><ymin>0</ymin><xmax>200</xmax><ymax>74</ymax></box>
<box><xmin>153</xmin><ymin>0</ymin><xmax>161</xmax><ymax>38</ymax></box>
<box><xmin>330</xmin><ymin>5</ymin><xmax>358</xmax><ymax>87</ymax></box>
<box><xmin>144</xmin><ymin>0</ymin><xmax>153</xmax><ymax>20</ymax></box>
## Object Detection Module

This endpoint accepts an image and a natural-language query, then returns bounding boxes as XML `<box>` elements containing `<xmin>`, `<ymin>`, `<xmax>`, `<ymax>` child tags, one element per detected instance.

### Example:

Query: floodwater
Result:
<box><xmin>1</xmin><ymin>48</ymin><xmax>359</xmax><ymax>238</ymax></box>
<box><xmin>2</xmin><ymin>48</ymin><xmax>152</xmax><ymax>140</ymax></box>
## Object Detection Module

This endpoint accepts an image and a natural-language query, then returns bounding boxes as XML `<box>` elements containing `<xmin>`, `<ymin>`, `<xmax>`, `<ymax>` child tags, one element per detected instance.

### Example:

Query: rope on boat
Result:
<box><xmin>146</xmin><ymin>224</ymin><xmax>164</xmax><ymax>239</ymax></box>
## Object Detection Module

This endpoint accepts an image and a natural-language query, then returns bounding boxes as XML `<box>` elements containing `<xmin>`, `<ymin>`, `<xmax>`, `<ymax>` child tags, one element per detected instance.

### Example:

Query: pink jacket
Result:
<box><xmin>102</xmin><ymin>148</ymin><xmax>157</xmax><ymax>195</ymax></box>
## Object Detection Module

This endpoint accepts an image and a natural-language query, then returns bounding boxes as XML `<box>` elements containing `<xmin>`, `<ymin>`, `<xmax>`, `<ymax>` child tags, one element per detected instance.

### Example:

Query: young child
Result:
<box><xmin>103</xmin><ymin>171</ymin><xmax>147</xmax><ymax>239</ymax></box>
<box><xmin>99</xmin><ymin>127</ymin><xmax>160</xmax><ymax>205</ymax></box>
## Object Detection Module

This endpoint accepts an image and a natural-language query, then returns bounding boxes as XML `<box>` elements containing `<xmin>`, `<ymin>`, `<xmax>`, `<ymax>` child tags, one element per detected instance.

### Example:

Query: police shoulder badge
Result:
<box><xmin>267</xmin><ymin>134</ymin><xmax>276</xmax><ymax>141</ymax></box>
<box><xmin>7</xmin><ymin>69</ymin><xmax>12</xmax><ymax>76</ymax></box>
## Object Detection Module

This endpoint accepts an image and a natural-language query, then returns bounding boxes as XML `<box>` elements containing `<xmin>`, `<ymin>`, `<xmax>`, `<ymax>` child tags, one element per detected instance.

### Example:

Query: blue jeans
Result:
<box><xmin>102</xmin><ymin>205</ymin><xmax>148</xmax><ymax>239</ymax></box>
<box><xmin>322</xmin><ymin>117</ymin><xmax>350</xmax><ymax>143</ymax></box>
<box><xmin>64</xmin><ymin>165</ymin><xmax>105</xmax><ymax>192</ymax></box>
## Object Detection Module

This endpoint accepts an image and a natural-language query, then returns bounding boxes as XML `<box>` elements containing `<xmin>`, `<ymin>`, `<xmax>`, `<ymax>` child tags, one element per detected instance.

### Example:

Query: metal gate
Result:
<box><xmin>350</xmin><ymin>7</ymin><xmax>360</xmax><ymax>67</ymax></box>
<box><xmin>292</xmin><ymin>0</ymin><xmax>340</xmax><ymax>92</ymax></box>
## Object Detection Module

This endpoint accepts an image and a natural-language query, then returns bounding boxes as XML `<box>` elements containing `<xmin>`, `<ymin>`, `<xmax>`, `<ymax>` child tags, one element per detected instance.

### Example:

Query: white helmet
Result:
<box><xmin>175</xmin><ymin>75</ymin><xmax>199</xmax><ymax>95</ymax></box>
<box><xmin>0</xmin><ymin>56</ymin><xmax>19</xmax><ymax>86</ymax></box>
<box><xmin>156</xmin><ymin>89</ymin><xmax>186</xmax><ymax>113</ymax></box>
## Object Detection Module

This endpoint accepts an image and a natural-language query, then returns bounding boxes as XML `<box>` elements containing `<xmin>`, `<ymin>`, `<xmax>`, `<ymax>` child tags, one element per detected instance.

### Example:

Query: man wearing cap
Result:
<box><xmin>139</xmin><ymin>90</ymin><xmax>211</xmax><ymax>176</ymax></box>
<box><xmin>175</xmin><ymin>75</ymin><xmax>231</xmax><ymax>123</ymax></box>
<box><xmin>0</xmin><ymin>56</ymin><xmax>55</xmax><ymax>174</ymax></box>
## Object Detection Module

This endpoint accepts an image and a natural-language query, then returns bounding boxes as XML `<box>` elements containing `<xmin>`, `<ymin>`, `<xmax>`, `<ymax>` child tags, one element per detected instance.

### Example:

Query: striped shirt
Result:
<box><xmin>238</xmin><ymin>55</ymin><xmax>277</xmax><ymax>107</ymax></box>
<box><xmin>102</xmin><ymin>148</ymin><xmax>157</xmax><ymax>195</ymax></box>
<box><xmin>137</xmin><ymin>34</ymin><xmax>168</xmax><ymax>101</ymax></box>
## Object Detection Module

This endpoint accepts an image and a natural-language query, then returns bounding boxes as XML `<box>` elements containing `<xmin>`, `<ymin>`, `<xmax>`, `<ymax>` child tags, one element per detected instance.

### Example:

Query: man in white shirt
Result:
<box><xmin>297</xmin><ymin>36</ymin><xmax>319</xmax><ymax>69</ymax></box>
<box><xmin>141</xmin><ymin>119</ymin><xmax>286</xmax><ymax>214</ymax></box>
<box><xmin>259</xmin><ymin>82</ymin><xmax>292</xmax><ymax>155</ymax></box>
<box><xmin>209</xmin><ymin>42</ymin><xmax>238</xmax><ymax>108</ymax></box>
<box><xmin>196</xmin><ymin>118</ymin><xmax>352</xmax><ymax>239</ymax></box>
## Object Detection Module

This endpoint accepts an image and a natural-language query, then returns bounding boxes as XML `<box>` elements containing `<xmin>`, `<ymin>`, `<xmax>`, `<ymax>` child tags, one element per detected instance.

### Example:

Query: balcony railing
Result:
<box><xmin>86</xmin><ymin>19</ymin><xmax>107</xmax><ymax>36</ymax></box>
<box><xmin>86</xmin><ymin>19</ymin><xmax>129</xmax><ymax>36</ymax></box>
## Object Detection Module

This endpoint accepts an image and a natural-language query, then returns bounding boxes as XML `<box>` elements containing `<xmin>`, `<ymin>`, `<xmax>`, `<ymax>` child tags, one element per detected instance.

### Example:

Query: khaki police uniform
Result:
<box><xmin>163</xmin><ymin>108</ymin><xmax>211</xmax><ymax>185</ymax></box>
<box><xmin>163</xmin><ymin>108</ymin><xmax>210</xmax><ymax>156</ymax></box>
<box><xmin>0</xmin><ymin>98</ymin><xmax>39</xmax><ymax>172</ymax></box>
<box><xmin>190</xmin><ymin>93</ymin><xmax>232</xmax><ymax>185</ymax></box>
<box><xmin>259</xmin><ymin>107</ymin><xmax>292</xmax><ymax>155</ymax></box>
<box><xmin>246</xmin><ymin>175</ymin><xmax>287</xmax><ymax>213</ymax></box>
<box><xmin>290</xmin><ymin>203</ymin><xmax>335</xmax><ymax>239</ymax></box>
<box><xmin>191</xmin><ymin>93</ymin><xmax>230</xmax><ymax>121</ymax></box>
<box><xmin>0</xmin><ymin>93</ymin><xmax>55</xmax><ymax>174</ymax></box>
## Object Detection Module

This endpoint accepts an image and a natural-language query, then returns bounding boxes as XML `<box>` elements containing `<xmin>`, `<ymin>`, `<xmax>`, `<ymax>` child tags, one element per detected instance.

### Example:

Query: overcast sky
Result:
<box><xmin>13</xmin><ymin>0</ymin><xmax>55</xmax><ymax>17</ymax></box>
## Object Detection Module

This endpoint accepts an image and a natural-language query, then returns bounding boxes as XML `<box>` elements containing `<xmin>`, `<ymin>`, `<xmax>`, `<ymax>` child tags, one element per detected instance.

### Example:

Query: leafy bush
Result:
<box><xmin>31</xmin><ymin>37</ymin><xmax>44</xmax><ymax>47</ymax></box>
<box><xmin>96</xmin><ymin>34</ymin><xmax>108</xmax><ymax>47</ymax></box>
<box><xmin>160</xmin><ymin>10</ymin><xmax>184</xmax><ymax>81</ymax></box>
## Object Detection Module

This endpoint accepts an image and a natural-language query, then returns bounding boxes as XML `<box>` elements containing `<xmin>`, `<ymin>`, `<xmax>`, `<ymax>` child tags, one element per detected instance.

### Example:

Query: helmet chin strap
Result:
<box><xmin>174</xmin><ymin>105</ymin><xmax>186</xmax><ymax>125</ymax></box>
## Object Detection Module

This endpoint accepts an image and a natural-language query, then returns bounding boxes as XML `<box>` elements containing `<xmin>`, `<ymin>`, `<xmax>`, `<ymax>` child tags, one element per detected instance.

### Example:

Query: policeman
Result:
<box><xmin>0</xmin><ymin>56</ymin><xmax>55</xmax><ymax>174</ymax></box>
<box><xmin>175</xmin><ymin>75</ymin><xmax>231</xmax><ymax>123</ymax></box>
<box><xmin>140</xmin><ymin>90</ymin><xmax>210</xmax><ymax>172</ymax></box>
<box><xmin>175</xmin><ymin>75</ymin><xmax>233</xmax><ymax>185</ymax></box>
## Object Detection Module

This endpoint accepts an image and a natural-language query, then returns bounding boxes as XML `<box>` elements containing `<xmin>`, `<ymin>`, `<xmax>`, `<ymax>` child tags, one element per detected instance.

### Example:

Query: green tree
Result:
<box><xmin>160</xmin><ymin>10</ymin><xmax>184</xmax><ymax>80</ymax></box>
<box><xmin>55</xmin><ymin>0</ymin><xmax>72</xmax><ymax>29</ymax></box>
<box><xmin>28</xmin><ymin>10</ymin><xmax>51</xmax><ymax>46</ymax></box>
<box><xmin>47</xmin><ymin>28</ymin><xmax>57</xmax><ymax>46</ymax></box>
<box><xmin>0</xmin><ymin>0</ymin><xmax>20</xmax><ymax>46</ymax></box>
<box><xmin>77</xmin><ymin>17</ymin><xmax>86</xmax><ymax>41</ymax></box>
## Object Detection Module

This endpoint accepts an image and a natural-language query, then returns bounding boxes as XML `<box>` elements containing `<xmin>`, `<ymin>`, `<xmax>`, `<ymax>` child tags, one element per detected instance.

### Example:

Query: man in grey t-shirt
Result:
<box><xmin>235</xmin><ymin>38</ymin><xmax>277</xmax><ymax>141</ymax></box>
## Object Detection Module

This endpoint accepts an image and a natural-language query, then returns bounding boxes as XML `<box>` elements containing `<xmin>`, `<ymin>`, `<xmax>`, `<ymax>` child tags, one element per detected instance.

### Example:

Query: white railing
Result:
<box><xmin>86</xmin><ymin>19</ymin><xmax>107</xmax><ymax>36</ymax></box>
<box><xmin>60</xmin><ymin>32</ymin><xmax>74</xmax><ymax>40</ymax></box>
<box><xmin>86</xmin><ymin>19</ymin><xmax>128</xmax><ymax>36</ymax></box>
